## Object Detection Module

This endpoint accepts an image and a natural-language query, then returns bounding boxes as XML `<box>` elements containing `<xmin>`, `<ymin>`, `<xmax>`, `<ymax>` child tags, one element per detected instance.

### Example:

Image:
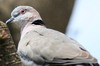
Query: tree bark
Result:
<box><xmin>0</xmin><ymin>21</ymin><xmax>22</xmax><ymax>66</ymax></box>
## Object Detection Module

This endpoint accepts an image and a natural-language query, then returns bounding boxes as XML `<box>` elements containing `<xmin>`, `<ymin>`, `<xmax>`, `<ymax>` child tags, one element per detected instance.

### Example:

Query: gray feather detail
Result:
<box><xmin>19</xmin><ymin>51</ymin><xmax>33</xmax><ymax>61</ymax></box>
<box><xmin>45</xmin><ymin>58</ymin><xmax>99</xmax><ymax>66</ymax></box>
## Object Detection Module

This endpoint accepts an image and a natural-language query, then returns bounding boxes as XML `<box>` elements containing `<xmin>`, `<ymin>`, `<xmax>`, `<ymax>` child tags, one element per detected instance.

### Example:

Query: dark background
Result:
<box><xmin>0</xmin><ymin>0</ymin><xmax>75</xmax><ymax>66</ymax></box>
<box><xmin>0</xmin><ymin>0</ymin><xmax>75</xmax><ymax>46</ymax></box>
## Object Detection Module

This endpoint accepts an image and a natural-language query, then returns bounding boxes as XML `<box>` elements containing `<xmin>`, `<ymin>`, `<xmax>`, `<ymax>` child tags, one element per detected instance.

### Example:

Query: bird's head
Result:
<box><xmin>6</xmin><ymin>6</ymin><xmax>43</xmax><ymax>26</ymax></box>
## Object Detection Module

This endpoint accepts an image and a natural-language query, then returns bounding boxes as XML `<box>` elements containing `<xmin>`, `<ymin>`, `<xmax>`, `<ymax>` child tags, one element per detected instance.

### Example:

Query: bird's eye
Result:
<box><xmin>20</xmin><ymin>9</ymin><xmax>26</xmax><ymax>14</ymax></box>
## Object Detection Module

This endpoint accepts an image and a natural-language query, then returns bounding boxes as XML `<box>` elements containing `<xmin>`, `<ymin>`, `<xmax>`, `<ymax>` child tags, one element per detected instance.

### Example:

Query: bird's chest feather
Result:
<box><xmin>18</xmin><ymin>29</ymin><xmax>81</xmax><ymax>61</ymax></box>
<box><xmin>17</xmin><ymin>29</ymin><xmax>62</xmax><ymax>62</ymax></box>
<box><xmin>17</xmin><ymin>31</ymin><xmax>49</xmax><ymax>65</ymax></box>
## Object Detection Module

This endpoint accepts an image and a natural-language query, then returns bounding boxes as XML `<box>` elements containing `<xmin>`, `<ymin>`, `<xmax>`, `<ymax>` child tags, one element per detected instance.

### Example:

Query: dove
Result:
<box><xmin>6</xmin><ymin>6</ymin><xmax>99</xmax><ymax>66</ymax></box>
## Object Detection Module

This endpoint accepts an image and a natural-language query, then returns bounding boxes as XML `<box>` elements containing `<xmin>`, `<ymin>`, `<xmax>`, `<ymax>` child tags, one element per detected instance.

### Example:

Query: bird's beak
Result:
<box><xmin>6</xmin><ymin>17</ymin><xmax>15</xmax><ymax>24</ymax></box>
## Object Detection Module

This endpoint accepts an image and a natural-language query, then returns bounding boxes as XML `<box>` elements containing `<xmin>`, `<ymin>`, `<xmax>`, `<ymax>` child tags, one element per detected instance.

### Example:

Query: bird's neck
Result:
<box><xmin>32</xmin><ymin>20</ymin><xmax>45</xmax><ymax>25</ymax></box>
<box><xmin>20</xmin><ymin>19</ymin><xmax>45</xmax><ymax>32</ymax></box>
<box><xmin>20</xmin><ymin>20</ymin><xmax>45</xmax><ymax>39</ymax></box>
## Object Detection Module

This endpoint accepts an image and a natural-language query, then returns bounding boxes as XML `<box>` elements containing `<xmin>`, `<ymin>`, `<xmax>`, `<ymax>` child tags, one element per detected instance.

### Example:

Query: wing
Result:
<box><xmin>17</xmin><ymin>27</ymin><xmax>98</xmax><ymax>65</ymax></box>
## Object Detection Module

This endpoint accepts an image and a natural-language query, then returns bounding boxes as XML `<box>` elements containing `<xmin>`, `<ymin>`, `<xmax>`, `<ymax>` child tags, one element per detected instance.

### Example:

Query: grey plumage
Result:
<box><xmin>6</xmin><ymin>6</ymin><xmax>99</xmax><ymax>66</ymax></box>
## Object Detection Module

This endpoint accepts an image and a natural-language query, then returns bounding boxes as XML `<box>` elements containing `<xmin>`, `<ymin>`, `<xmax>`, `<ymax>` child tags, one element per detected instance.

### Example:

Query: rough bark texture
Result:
<box><xmin>0</xmin><ymin>21</ymin><xmax>22</xmax><ymax>66</ymax></box>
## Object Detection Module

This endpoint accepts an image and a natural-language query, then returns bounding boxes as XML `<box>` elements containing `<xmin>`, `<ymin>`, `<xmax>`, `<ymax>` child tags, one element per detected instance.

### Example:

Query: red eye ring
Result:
<box><xmin>20</xmin><ymin>9</ymin><xmax>26</xmax><ymax>14</ymax></box>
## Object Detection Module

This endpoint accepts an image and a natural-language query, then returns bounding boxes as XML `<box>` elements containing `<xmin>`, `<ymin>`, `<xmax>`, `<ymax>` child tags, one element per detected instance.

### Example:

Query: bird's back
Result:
<box><xmin>18</xmin><ymin>27</ymin><xmax>98</xmax><ymax>66</ymax></box>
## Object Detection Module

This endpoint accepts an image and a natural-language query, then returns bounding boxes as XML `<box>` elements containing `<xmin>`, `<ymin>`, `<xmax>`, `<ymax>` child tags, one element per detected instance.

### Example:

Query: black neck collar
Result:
<box><xmin>32</xmin><ymin>20</ymin><xmax>45</xmax><ymax>25</ymax></box>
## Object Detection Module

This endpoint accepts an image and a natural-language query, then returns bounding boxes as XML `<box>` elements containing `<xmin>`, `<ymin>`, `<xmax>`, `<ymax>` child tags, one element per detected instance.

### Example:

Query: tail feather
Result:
<box><xmin>44</xmin><ymin>58</ymin><xmax>99</xmax><ymax>66</ymax></box>
<box><xmin>79</xmin><ymin>50</ymin><xmax>98</xmax><ymax>62</ymax></box>
<box><xmin>45</xmin><ymin>62</ymin><xmax>99</xmax><ymax>66</ymax></box>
